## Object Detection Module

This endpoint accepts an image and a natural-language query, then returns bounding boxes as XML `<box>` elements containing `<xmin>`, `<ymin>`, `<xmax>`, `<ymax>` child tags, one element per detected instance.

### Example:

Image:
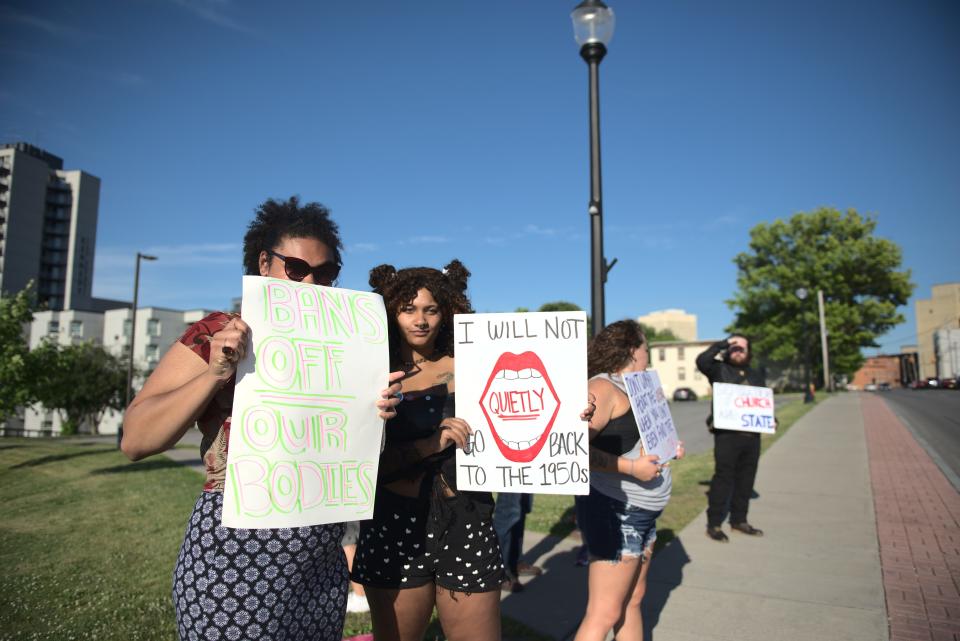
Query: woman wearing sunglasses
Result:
<box><xmin>121</xmin><ymin>196</ymin><xmax>402</xmax><ymax>641</ymax></box>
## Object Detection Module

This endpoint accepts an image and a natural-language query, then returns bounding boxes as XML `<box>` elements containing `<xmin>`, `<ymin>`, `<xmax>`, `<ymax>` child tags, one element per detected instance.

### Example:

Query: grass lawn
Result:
<box><xmin>0</xmin><ymin>440</ymin><xmax>198</xmax><ymax>641</ymax></box>
<box><xmin>0</xmin><ymin>439</ymin><xmax>548</xmax><ymax>641</ymax></box>
<box><xmin>526</xmin><ymin>393</ymin><xmax>830</xmax><ymax>551</ymax></box>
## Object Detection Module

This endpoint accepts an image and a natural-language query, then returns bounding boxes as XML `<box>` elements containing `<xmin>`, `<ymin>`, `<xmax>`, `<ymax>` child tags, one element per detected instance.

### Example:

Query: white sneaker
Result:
<box><xmin>346</xmin><ymin>591</ymin><xmax>369</xmax><ymax>614</ymax></box>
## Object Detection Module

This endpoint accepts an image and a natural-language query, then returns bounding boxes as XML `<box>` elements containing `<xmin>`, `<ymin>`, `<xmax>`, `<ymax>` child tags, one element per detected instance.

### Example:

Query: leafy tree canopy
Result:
<box><xmin>537</xmin><ymin>301</ymin><xmax>583</xmax><ymax>313</ymax></box>
<box><xmin>726</xmin><ymin>207</ymin><xmax>913</xmax><ymax>377</ymax></box>
<box><xmin>0</xmin><ymin>284</ymin><xmax>37</xmax><ymax>420</ymax></box>
<box><xmin>30</xmin><ymin>341</ymin><xmax>129</xmax><ymax>435</ymax></box>
<box><xmin>518</xmin><ymin>301</ymin><xmax>678</xmax><ymax>342</ymax></box>
<box><xmin>641</xmin><ymin>324</ymin><xmax>679</xmax><ymax>343</ymax></box>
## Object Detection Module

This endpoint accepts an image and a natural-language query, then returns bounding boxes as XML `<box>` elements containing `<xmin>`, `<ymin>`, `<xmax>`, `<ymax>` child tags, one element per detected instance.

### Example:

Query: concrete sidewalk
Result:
<box><xmin>507</xmin><ymin>394</ymin><xmax>890</xmax><ymax>640</ymax></box>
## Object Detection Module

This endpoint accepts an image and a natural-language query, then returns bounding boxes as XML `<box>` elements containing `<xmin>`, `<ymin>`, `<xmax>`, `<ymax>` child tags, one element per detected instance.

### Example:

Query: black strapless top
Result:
<box><xmin>592</xmin><ymin>409</ymin><xmax>641</xmax><ymax>456</ymax></box>
<box><xmin>385</xmin><ymin>390</ymin><xmax>455</xmax><ymax>446</ymax></box>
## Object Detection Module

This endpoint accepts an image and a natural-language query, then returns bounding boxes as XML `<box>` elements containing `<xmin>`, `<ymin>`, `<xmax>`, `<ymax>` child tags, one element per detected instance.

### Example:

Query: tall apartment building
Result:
<box><xmin>637</xmin><ymin>309</ymin><xmax>698</xmax><ymax>342</ymax></box>
<box><xmin>0</xmin><ymin>142</ymin><xmax>101</xmax><ymax>311</ymax></box>
<box><xmin>915</xmin><ymin>283</ymin><xmax>960</xmax><ymax>379</ymax></box>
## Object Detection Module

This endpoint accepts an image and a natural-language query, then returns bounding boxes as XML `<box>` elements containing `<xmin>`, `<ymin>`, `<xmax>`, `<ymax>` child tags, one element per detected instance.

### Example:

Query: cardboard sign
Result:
<box><xmin>454</xmin><ymin>312</ymin><xmax>589</xmax><ymax>495</ymax></box>
<box><xmin>712</xmin><ymin>382</ymin><xmax>776</xmax><ymax>434</ymax></box>
<box><xmin>222</xmin><ymin>276</ymin><xmax>389</xmax><ymax>528</ymax></box>
<box><xmin>622</xmin><ymin>370</ymin><xmax>680</xmax><ymax>463</ymax></box>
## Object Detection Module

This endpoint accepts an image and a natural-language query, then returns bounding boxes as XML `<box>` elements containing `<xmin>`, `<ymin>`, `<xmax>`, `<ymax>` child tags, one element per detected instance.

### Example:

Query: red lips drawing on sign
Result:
<box><xmin>478</xmin><ymin>351</ymin><xmax>561</xmax><ymax>463</ymax></box>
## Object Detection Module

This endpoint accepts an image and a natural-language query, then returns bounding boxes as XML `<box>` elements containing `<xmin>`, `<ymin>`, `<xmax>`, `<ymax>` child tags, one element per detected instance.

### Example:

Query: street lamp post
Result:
<box><xmin>572</xmin><ymin>0</ymin><xmax>616</xmax><ymax>337</ymax></box>
<box><xmin>817</xmin><ymin>289</ymin><xmax>831</xmax><ymax>391</ymax></box>
<box><xmin>118</xmin><ymin>252</ymin><xmax>157</xmax><ymax>447</ymax></box>
<box><xmin>795</xmin><ymin>288</ymin><xmax>814</xmax><ymax>402</ymax></box>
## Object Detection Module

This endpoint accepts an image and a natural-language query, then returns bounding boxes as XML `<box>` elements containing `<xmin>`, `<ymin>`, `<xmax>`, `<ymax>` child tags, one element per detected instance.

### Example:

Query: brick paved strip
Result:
<box><xmin>862</xmin><ymin>395</ymin><xmax>960</xmax><ymax>641</ymax></box>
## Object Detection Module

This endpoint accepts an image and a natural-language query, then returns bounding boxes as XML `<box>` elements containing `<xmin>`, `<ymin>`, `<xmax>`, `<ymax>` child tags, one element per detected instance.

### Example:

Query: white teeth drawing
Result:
<box><xmin>481</xmin><ymin>352</ymin><xmax>563</xmax><ymax>463</ymax></box>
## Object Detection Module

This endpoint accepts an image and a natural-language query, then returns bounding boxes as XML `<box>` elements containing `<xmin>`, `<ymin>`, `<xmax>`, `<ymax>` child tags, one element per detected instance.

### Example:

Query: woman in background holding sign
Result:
<box><xmin>121</xmin><ymin>197</ymin><xmax>402</xmax><ymax>641</ymax></box>
<box><xmin>351</xmin><ymin>261</ymin><xmax>505</xmax><ymax>641</ymax></box>
<box><xmin>574</xmin><ymin>320</ymin><xmax>684</xmax><ymax>641</ymax></box>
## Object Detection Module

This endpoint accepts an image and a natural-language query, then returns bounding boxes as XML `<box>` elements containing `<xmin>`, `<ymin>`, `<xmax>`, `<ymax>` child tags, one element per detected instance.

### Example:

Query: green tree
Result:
<box><xmin>641</xmin><ymin>324</ymin><xmax>679</xmax><ymax>343</ymax></box>
<box><xmin>0</xmin><ymin>284</ymin><xmax>37</xmax><ymax>420</ymax></box>
<box><xmin>727</xmin><ymin>207</ymin><xmax>913</xmax><ymax>379</ymax></box>
<box><xmin>537</xmin><ymin>301</ymin><xmax>583</xmax><ymax>313</ymax></box>
<box><xmin>30</xmin><ymin>341</ymin><xmax>130</xmax><ymax>435</ymax></box>
<box><xmin>519</xmin><ymin>301</ymin><xmax>680</xmax><ymax>341</ymax></box>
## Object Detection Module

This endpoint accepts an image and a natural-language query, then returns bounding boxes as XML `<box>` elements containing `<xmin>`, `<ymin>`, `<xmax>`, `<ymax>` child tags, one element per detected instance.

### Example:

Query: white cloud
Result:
<box><xmin>167</xmin><ymin>0</ymin><xmax>257</xmax><ymax>35</ymax></box>
<box><xmin>95</xmin><ymin>242</ymin><xmax>240</xmax><ymax>268</ymax></box>
<box><xmin>405</xmin><ymin>235</ymin><xmax>450</xmax><ymax>245</ymax></box>
<box><xmin>0</xmin><ymin>7</ymin><xmax>92</xmax><ymax>41</ymax></box>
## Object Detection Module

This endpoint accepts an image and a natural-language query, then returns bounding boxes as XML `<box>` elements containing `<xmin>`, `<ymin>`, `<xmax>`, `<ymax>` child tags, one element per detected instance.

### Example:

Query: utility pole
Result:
<box><xmin>817</xmin><ymin>289</ymin><xmax>831</xmax><ymax>391</ymax></box>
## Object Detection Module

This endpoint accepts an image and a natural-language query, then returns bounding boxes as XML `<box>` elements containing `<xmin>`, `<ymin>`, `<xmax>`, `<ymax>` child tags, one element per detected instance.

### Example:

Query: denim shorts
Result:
<box><xmin>576</xmin><ymin>490</ymin><xmax>662</xmax><ymax>562</ymax></box>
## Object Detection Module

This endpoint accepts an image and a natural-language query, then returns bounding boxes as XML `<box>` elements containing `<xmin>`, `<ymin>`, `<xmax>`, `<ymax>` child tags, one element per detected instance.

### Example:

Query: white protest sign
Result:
<box><xmin>712</xmin><ymin>382</ymin><xmax>776</xmax><ymax>434</ymax></box>
<box><xmin>222</xmin><ymin>276</ymin><xmax>389</xmax><ymax>528</ymax></box>
<box><xmin>622</xmin><ymin>370</ymin><xmax>680</xmax><ymax>463</ymax></box>
<box><xmin>454</xmin><ymin>311</ymin><xmax>589</xmax><ymax>495</ymax></box>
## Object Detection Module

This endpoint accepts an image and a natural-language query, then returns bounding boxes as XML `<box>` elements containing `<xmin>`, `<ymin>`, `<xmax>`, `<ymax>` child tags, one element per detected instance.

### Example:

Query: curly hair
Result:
<box><xmin>588</xmin><ymin>319</ymin><xmax>647</xmax><ymax>378</ymax></box>
<box><xmin>242</xmin><ymin>196</ymin><xmax>343</xmax><ymax>276</ymax></box>
<box><xmin>368</xmin><ymin>259</ymin><xmax>473</xmax><ymax>359</ymax></box>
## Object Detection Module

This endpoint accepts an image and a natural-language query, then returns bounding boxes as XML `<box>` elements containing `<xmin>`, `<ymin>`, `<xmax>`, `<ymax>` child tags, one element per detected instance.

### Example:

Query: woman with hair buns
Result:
<box><xmin>351</xmin><ymin>260</ymin><xmax>505</xmax><ymax>641</ymax></box>
<box><xmin>121</xmin><ymin>197</ymin><xmax>402</xmax><ymax>641</ymax></box>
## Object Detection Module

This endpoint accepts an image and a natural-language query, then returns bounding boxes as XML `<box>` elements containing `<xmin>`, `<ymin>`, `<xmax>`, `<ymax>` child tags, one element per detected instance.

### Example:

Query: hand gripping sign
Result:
<box><xmin>712</xmin><ymin>382</ymin><xmax>776</xmax><ymax>434</ymax></box>
<box><xmin>454</xmin><ymin>311</ymin><xmax>589</xmax><ymax>495</ymax></box>
<box><xmin>622</xmin><ymin>370</ymin><xmax>680</xmax><ymax>463</ymax></box>
<box><xmin>222</xmin><ymin>276</ymin><xmax>389</xmax><ymax>528</ymax></box>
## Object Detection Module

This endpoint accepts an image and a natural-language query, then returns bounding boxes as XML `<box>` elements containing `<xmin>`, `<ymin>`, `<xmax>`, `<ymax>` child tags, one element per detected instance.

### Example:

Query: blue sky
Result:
<box><xmin>2</xmin><ymin>0</ymin><xmax>957</xmax><ymax>355</ymax></box>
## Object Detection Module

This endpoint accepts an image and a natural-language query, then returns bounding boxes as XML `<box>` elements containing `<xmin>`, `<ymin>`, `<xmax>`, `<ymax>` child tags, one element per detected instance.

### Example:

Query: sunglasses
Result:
<box><xmin>267</xmin><ymin>250</ymin><xmax>341</xmax><ymax>285</ymax></box>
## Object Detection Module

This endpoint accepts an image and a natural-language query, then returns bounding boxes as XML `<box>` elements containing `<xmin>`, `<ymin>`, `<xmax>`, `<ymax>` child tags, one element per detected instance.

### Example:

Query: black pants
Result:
<box><xmin>707</xmin><ymin>430</ymin><xmax>761</xmax><ymax>528</ymax></box>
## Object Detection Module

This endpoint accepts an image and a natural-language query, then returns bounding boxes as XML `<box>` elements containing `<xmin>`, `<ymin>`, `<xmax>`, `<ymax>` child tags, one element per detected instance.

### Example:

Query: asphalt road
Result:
<box><xmin>667</xmin><ymin>394</ymin><xmax>800</xmax><ymax>456</ymax></box>
<box><xmin>876</xmin><ymin>388</ymin><xmax>960</xmax><ymax>491</ymax></box>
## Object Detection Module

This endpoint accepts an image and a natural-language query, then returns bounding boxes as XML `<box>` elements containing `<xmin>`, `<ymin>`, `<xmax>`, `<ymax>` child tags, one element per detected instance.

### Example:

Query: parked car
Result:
<box><xmin>673</xmin><ymin>387</ymin><xmax>698</xmax><ymax>401</ymax></box>
<box><xmin>878</xmin><ymin>382</ymin><xmax>892</xmax><ymax>391</ymax></box>
<box><xmin>941</xmin><ymin>378</ymin><xmax>958</xmax><ymax>390</ymax></box>
<box><xmin>924</xmin><ymin>377</ymin><xmax>940</xmax><ymax>389</ymax></box>
<box><xmin>864</xmin><ymin>383</ymin><xmax>878</xmax><ymax>391</ymax></box>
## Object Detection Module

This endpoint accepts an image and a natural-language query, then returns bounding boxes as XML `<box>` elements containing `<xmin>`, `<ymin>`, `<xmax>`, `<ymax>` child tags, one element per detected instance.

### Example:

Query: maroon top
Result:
<box><xmin>178</xmin><ymin>312</ymin><xmax>235</xmax><ymax>493</ymax></box>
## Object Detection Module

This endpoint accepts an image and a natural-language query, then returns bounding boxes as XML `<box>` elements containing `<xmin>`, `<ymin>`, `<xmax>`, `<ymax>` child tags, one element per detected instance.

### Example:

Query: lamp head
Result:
<box><xmin>571</xmin><ymin>0</ymin><xmax>615</xmax><ymax>48</ymax></box>
<box><xmin>140</xmin><ymin>254</ymin><xmax>158</xmax><ymax>261</ymax></box>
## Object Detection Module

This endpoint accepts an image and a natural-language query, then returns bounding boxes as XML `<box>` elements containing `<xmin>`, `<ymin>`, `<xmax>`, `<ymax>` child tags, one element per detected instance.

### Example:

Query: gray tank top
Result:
<box><xmin>589</xmin><ymin>373</ymin><xmax>672</xmax><ymax>511</ymax></box>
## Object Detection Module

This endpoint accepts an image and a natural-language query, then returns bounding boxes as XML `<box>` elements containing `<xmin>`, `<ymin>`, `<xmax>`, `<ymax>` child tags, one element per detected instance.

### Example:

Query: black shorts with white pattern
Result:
<box><xmin>352</xmin><ymin>487</ymin><xmax>505</xmax><ymax>593</ymax></box>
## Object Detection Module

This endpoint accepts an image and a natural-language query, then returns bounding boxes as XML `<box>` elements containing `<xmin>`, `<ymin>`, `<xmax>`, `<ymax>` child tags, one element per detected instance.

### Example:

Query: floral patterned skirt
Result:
<box><xmin>172</xmin><ymin>491</ymin><xmax>347</xmax><ymax>641</ymax></box>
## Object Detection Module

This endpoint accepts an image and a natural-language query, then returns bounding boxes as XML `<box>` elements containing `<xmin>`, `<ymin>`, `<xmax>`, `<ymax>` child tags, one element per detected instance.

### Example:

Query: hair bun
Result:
<box><xmin>442</xmin><ymin>259</ymin><xmax>470</xmax><ymax>292</ymax></box>
<box><xmin>368</xmin><ymin>264</ymin><xmax>398</xmax><ymax>291</ymax></box>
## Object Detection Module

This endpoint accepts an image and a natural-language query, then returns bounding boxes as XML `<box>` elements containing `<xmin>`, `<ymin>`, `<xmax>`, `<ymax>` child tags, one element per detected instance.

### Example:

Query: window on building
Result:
<box><xmin>678</xmin><ymin>346</ymin><xmax>685</xmax><ymax>359</ymax></box>
<box><xmin>70</xmin><ymin>320</ymin><xmax>82</xmax><ymax>337</ymax></box>
<box><xmin>658</xmin><ymin>348</ymin><xmax>666</xmax><ymax>362</ymax></box>
<box><xmin>47</xmin><ymin>320</ymin><xmax>59</xmax><ymax>335</ymax></box>
<box><xmin>678</xmin><ymin>366</ymin><xmax>686</xmax><ymax>381</ymax></box>
<box><xmin>147</xmin><ymin>318</ymin><xmax>161</xmax><ymax>337</ymax></box>
<box><xmin>146</xmin><ymin>344</ymin><xmax>159</xmax><ymax>361</ymax></box>
<box><xmin>123</xmin><ymin>319</ymin><xmax>132</xmax><ymax>338</ymax></box>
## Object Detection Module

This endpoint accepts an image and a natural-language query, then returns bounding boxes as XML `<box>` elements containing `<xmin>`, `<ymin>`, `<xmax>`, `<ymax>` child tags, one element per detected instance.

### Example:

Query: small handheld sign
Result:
<box><xmin>712</xmin><ymin>382</ymin><xmax>776</xmax><ymax>434</ymax></box>
<box><xmin>622</xmin><ymin>370</ymin><xmax>680</xmax><ymax>463</ymax></box>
